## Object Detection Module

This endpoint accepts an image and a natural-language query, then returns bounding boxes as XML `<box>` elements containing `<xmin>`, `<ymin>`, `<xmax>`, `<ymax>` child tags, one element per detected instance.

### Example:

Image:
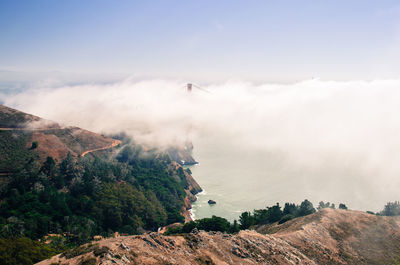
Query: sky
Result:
<box><xmin>3</xmin><ymin>1</ymin><xmax>400</xmax><ymax>211</ymax></box>
<box><xmin>1</xmin><ymin>0</ymin><xmax>400</xmax><ymax>81</ymax></box>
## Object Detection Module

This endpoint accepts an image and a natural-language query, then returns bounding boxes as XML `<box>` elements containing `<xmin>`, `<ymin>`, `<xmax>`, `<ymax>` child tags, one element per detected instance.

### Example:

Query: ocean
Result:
<box><xmin>189</xmin><ymin>133</ymin><xmax>387</xmax><ymax>222</ymax></box>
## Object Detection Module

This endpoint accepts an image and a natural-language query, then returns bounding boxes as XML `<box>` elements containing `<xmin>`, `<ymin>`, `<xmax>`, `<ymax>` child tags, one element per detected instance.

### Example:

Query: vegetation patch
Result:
<box><xmin>61</xmin><ymin>243</ymin><xmax>96</xmax><ymax>259</ymax></box>
<box><xmin>195</xmin><ymin>255</ymin><xmax>215</xmax><ymax>265</ymax></box>
<box><xmin>93</xmin><ymin>245</ymin><xmax>110</xmax><ymax>257</ymax></box>
<box><xmin>78</xmin><ymin>257</ymin><xmax>97</xmax><ymax>265</ymax></box>
<box><xmin>0</xmin><ymin>237</ymin><xmax>58</xmax><ymax>265</ymax></box>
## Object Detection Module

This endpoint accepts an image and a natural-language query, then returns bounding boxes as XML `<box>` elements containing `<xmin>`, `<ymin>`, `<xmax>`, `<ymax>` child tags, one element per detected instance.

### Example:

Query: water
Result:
<box><xmin>189</xmin><ymin>134</ymin><xmax>389</xmax><ymax>222</ymax></box>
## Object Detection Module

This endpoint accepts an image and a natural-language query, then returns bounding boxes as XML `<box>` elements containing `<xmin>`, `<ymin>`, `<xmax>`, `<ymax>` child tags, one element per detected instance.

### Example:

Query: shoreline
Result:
<box><xmin>189</xmin><ymin>189</ymin><xmax>206</xmax><ymax>221</ymax></box>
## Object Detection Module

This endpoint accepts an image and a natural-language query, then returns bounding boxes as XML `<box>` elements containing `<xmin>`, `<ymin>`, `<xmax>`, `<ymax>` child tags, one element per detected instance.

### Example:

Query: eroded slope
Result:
<box><xmin>38</xmin><ymin>209</ymin><xmax>400</xmax><ymax>265</ymax></box>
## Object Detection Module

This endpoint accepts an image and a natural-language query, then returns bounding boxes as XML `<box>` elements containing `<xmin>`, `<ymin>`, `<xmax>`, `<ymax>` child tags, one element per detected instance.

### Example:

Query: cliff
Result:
<box><xmin>169</xmin><ymin>161</ymin><xmax>202</xmax><ymax>222</ymax></box>
<box><xmin>166</xmin><ymin>141</ymin><xmax>198</xmax><ymax>165</ymax></box>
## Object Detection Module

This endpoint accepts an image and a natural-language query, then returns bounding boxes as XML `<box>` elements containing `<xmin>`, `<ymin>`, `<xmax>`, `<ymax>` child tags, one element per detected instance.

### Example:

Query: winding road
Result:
<box><xmin>80</xmin><ymin>139</ymin><xmax>122</xmax><ymax>157</ymax></box>
<box><xmin>0</xmin><ymin>127</ymin><xmax>122</xmax><ymax>157</ymax></box>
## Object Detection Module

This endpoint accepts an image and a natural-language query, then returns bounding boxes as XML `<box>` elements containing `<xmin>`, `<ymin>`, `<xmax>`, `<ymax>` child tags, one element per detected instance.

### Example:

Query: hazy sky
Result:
<box><xmin>1</xmin><ymin>0</ymin><xmax>400</xmax><ymax>81</ymax></box>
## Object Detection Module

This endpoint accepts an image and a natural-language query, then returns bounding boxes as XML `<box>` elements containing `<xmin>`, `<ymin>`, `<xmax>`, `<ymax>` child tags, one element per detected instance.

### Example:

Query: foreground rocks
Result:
<box><xmin>37</xmin><ymin>230</ymin><xmax>314</xmax><ymax>265</ymax></box>
<box><xmin>37</xmin><ymin>209</ymin><xmax>400</xmax><ymax>265</ymax></box>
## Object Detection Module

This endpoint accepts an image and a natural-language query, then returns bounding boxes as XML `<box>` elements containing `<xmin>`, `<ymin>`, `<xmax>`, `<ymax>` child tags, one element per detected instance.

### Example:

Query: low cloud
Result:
<box><xmin>3</xmin><ymin>77</ymin><xmax>400</xmax><ymax>211</ymax></box>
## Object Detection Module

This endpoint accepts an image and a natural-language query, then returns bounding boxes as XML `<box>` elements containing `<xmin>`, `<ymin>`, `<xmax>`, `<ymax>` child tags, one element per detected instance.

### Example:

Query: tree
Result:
<box><xmin>59</xmin><ymin>152</ymin><xmax>76</xmax><ymax>183</ymax></box>
<box><xmin>196</xmin><ymin>216</ymin><xmax>232</xmax><ymax>232</ymax></box>
<box><xmin>317</xmin><ymin>201</ymin><xmax>335</xmax><ymax>210</ymax></box>
<box><xmin>231</xmin><ymin>220</ymin><xmax>240</xmax><ymax>233</ymax></box>
<box><xmin>40</xmin><ymin>157</ymin><xmax>56</xmax><ymax>177</ymax></box>
<box><xmin>298</xmin><ymin>199</ymin><xmax>316</xmax><ymax>216</ymax></box>
<box><xmin>283</xmin><ymin>203</ymin><xmax>298</xmax><ymax>215</ymax></box>
<box><xmin>239</xmin><ymin>212</ymin><xmax>254</xmax><ymax>229</ymax></box>
<box><xmin>338</xmin><ymin>203</ymin><xmax>348</xmax><ymax>210</ymax></box>
<box><xmin>381</xmin><ymin>201</ymin><xmax>400</xmax><ymax>216</ymax></box>
<box><xmin>267</xmin><ymin>203</ymin><xmax>283</xmax><ymax>223</ymax></box>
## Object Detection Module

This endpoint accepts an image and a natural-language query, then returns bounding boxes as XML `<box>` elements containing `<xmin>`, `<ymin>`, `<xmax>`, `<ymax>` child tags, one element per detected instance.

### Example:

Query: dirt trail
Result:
<box><xmin>80</xmin><ymin>139</ymin><xmax>122</xmax><ymax>157</ymax></box>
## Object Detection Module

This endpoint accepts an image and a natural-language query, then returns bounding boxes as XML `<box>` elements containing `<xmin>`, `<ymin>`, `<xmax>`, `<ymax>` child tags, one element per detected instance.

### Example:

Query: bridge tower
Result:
<box><xmin>186</xmin><ymin>83</ymin><xmax>193</xmax><ymax>92</ymax></box>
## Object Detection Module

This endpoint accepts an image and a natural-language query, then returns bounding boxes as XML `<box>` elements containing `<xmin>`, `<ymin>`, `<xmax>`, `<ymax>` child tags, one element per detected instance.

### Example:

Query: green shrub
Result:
<box><xmin>279</xmin><ymin>214</ymin><xmax>295</xmax><ymax>224</ymax></box>
<box><xmin>30</xmin><ymin>141</ymin><xmax>38</xmax><ymax>150</ymax></box>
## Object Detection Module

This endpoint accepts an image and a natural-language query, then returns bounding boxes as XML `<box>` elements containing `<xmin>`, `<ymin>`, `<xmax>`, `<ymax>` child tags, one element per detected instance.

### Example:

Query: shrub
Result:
<box><xmin>279</xmin><ymin>214</ymin><xmax>295</xmax><ymax>224</ymax></box>
<box><xmin>30</xmin><ymin>141</ymin><xmax>38</xmax><ymax>150</ymax></box>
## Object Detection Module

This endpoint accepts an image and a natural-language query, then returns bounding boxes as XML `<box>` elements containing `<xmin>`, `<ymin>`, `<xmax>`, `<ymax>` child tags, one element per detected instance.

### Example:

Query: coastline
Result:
<box><xmin>189</xmin><ymin>190</ymin><xmax>206</xmax><ymax>221</ymax></box>
<box><xmin>180</xmin><ymin>163</ymin><xmax>202</xmax><ymax>222</ymax></box>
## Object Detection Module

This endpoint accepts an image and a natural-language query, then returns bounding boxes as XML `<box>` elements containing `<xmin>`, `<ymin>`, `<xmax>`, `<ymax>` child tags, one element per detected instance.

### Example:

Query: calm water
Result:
<box><xmin>189</xmin><ymin>134</ymin><xmax>386</xmax><ymax>222</ymax></box>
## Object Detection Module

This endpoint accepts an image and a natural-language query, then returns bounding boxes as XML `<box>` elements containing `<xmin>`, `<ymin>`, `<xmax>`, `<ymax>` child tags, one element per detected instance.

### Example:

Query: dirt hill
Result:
<box><xmin>37</xmin><ymin>208</ymin><xmax>400</xmax><ymax>265</ymax></box>
<box><xmin>0</xmin><ymin>104</ymin><xmax>120</xmax><ymax>165</ymax></box>
<box><xmin>258</xmin><ymin>208</ymin><xmax>400</xmax><ymax>264</ymax></box>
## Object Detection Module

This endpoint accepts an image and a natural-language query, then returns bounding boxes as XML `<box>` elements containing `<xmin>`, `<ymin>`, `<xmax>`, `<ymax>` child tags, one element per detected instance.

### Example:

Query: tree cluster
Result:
<box><xmin>238</xmin><ymin>200</ymin><xmax>316</xmax><ymax>229</ymax></box>
<box><xmin>317</xmin><ymin>201</ymin><xmax>348</xmax><ymax>211</ymax></box>
<box><xmin>0</xmin><ymin>144</ymin><xmax>189</xmax><ymax>248</ymax></box>
<box><xmin>380</xmin><ymin>201</ymin><xmax>400</xmax><ymax>216</ymax></box>
<box><xmin>166</xmin><ymin>215</ymin><xmax>240</xmax><ymax>235</ymax></box>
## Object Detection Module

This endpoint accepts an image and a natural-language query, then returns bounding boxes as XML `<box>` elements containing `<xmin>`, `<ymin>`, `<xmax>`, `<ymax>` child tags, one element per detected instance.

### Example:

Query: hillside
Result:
<box><xmin>37</xmin><ymin>209</ymin><xmax>400</xmax><ymax>265</ymax></box>
<box><xmin>0</xmin><ymin>105</ymin><xmax>202</xmax><ymax>265</ymax></box>
<box><xmin>0</xmin><ymin>104</ymin><xmax>120</xmax><ymax>167</ymax></box>
<box><xmin>0</xmin><ymin>105</ymin><xmax>59</xmax><ymax>129</ymax></box>
<box><xmin>258</xmin><ymin>208</ymin><xmax>400</xmax><ymax>264</ymax></box>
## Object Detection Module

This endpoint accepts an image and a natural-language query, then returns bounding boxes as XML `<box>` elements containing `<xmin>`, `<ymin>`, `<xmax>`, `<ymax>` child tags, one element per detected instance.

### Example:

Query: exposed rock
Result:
<box><xmin>37</xmin><ymin>231</ymin><xmax>314</xmax><ymax>265</ymax></box>
<box><xmin>208</xmin><ymin>199</ymin><xmax>216</xmax><ymax>205</ymax></box>
<box><xmin>166</xmin><ymin>141</ymin><xmax>198</xmax><ymax>165</ymax></box>
<box><xmin>37</xmin><ymin>209</ymin><xmax>400</xmax><ymax>265</ymax></box>
<box><xmin>169</xmin><ymin>161</ymin><xmax>202</xmax><ymax>222</ymax></box>
<box><xmin>119</xmin><ymin>243</ymin><xmax>130</xmax><ymax>251</ymax></box>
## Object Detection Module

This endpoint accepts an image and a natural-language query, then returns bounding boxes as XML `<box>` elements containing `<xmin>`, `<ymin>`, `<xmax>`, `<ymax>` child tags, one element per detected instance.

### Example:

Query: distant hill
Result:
<box><xmin>0</xmin><ymin>104</ymin><xmax>119</xmax><ymax>169</ymax></box>
<box><xmin>38</xmin><ymin>208</ymin><xmax>400</xmax><ymax>265</ymax></box>
<box><xmin>0</xmin><ymin>105</ymin><xmax>59</xmax><ymax>129</ymax></box>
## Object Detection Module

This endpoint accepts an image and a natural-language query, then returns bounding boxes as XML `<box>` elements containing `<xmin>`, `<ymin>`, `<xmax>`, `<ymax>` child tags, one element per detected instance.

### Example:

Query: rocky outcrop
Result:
<box><xmin>166</xmin><ymin>141</ymin><xmax>198</xmax><ymax>165</ymax></box>
<box><xmin>169</xmin><ymin>161</ymin><xmax>202</xmax><ymax>222</ymax></box>
<box><xmin>184</xmin><ymin>168</ymin><xmax>202</xmax><ymax>195</ymax></box>
<box><xmin>37</xmin><ymin>230</ymin><xmax>315</xmax><ymax>265</ymax></box>
<box><xmin>37</xmin><ymin>209</ymin><xmax>400</xmax><ymax>265</ymax></box>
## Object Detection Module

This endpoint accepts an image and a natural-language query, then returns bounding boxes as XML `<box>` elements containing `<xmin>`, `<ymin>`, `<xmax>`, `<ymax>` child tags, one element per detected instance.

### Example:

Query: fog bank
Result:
<box><xmin>3</xmin><ymin>78</ymin><xmax>400</xmax><ymax>211</ymax></box>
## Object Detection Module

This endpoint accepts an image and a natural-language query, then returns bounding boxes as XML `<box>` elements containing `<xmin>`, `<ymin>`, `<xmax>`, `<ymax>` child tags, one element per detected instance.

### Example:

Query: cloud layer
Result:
<box><xmin>3</xmin><ymin>78</ymin><xmax>400</xmax><ymax>211</ymax></box>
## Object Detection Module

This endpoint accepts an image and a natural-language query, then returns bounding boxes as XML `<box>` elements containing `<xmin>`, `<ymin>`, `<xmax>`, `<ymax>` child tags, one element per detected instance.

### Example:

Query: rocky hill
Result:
<box><xmin>37</xmin><ymin>208</ymin><xmax>400</xmax><ymax>265</ymax></box>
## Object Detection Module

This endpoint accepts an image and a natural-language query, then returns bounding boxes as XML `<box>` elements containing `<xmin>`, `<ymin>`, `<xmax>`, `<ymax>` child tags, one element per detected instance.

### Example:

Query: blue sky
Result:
<box><xmin>1</xmin><ymin>0</ymin><xmax>400</xmax><ymax>81</ymax></box>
